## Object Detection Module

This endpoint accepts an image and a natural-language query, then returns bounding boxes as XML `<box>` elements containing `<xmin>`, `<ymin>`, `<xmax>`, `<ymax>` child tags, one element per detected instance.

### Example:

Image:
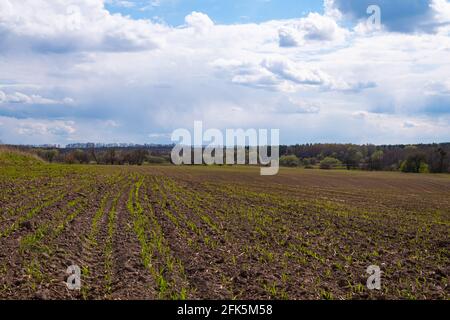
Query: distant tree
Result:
<box><xmin>302</xmin><ymin>158</ymin><xmax>314</xmax><ymax>169</ymax></box>
<box><xmin>280</xmin><ymin>155</ymin><xmax>300</xmax><ymax>167</ymax></box>
<box><xmin>122</xmin><ymin>149</ymin><xmax>148</xmax><ymax>165</ymax></box>
<box><xmin>62</xmin><ymin>149</ymin><xmax>88</xmax><ymax>164</ymax></box>
<box><xmin>73</xmin><ymin>149</ymin><xmax>89</xmax><ymax>164</ymax></box>
<box><xmin>320</xmin><ymin>157</ymin><xmax>342</xmax><ymax>170</ymax></box>
<box><xmin>401</xmin><ymin>152</ymin><xmax>428</xmax><ymax>173</ymax></box>
<box><xmin>106</xmin><ymin>148</ymin><xmax>116</xmax><ymax>165</ymax></box>
<box><xmin>429</xmin><ymin>147</ymin><xmax>448</xmax><ymax>173</ymax></box>
<box><xmin>88</xmin><ymin>144</ymin><xmax>98</xmax><ymax>164</ymax></box>
<box><xmin>437</xmin><ymin>147</ymin><xmax>447</xmax><ymax>173</ymax></box>
<box><xmin>419</xmin><ymin>162</ymin><xmax>430</xmax><ymax>173</ymax></box>
<box><xmin>345</xmin><ymin>147</ymin><xmax>363</xmax><ymax>170</ymax></box>
<box><xmin>64</xmin><ymin>153</ymin><xmax>77</xmax><ymax>164</ymax></box>
<box><xmin>368</xmin><ymin>150</ymin><xmax>384</xmax><ymax>171</ymax></box>
<box><xmin>38</xmin><ymin>149</ymin><xmax>59</xmax><ymax>163</ymax></box>
<box><xmin>131</xmin><ymin>149</ymin><xmax>148</xmax><ymax>165</ymax></box>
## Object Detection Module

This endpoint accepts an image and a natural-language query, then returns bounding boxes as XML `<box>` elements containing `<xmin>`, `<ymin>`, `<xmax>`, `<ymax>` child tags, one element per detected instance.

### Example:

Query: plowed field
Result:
<box><xmin>0</xmin><ymin>164</ymin><xmax>448</xmax><ymax>300</ymax></box>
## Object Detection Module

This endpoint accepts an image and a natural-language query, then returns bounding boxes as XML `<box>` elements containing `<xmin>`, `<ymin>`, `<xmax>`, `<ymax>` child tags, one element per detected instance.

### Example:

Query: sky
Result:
<box><xmin>105</xmin><ymin>0</ymin><xmax>324</xmax><ymax>25</ymax></box>
<box><xmin>0</xmin><ymin>0</ymin><xmax>449</xmax><ymax>146</ymax></box>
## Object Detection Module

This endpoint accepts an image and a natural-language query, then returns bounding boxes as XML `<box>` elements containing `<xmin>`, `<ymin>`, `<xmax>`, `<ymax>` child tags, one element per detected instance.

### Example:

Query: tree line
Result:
<box><xmin>15</xmin><ymin>146</ymin><xmax>172</xmax><ymax>166</ymax></box>
<box><xmin>279</xmin><ymin>143</ymin><xmax>450</xmax><ymax>173</ymax></box>
<box><xmin>2</xmin><ymin>143</ymin><xmax>449</xmax><ymax>173</ymax></box>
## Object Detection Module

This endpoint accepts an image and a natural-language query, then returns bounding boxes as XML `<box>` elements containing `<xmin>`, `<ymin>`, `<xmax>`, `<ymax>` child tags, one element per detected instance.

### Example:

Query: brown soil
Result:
<box><xmin>0</xmin><ymin>165</ymin><xmax>448</xmax><ymax>300</ymax></box>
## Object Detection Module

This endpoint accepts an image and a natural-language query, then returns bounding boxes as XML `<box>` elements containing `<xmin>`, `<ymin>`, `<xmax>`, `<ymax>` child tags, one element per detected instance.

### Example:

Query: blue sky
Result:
<box><xmin>106</xmin><ymin>0</ymin><xmax>324</xmax><ymax>26</ymax></box>
<box><xmin>0</xmin><ymin>0</ymin><xmax>449</xmax><ymax>146</ymax></box>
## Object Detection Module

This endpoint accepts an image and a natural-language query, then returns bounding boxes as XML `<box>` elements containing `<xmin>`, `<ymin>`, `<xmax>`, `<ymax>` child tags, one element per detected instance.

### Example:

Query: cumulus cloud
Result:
<box><xmin>431</xmin><ymin>1</ymin><xmax>450</xmax><ymax>34</ymax></box>
<box><xmin>278</xmin><ymin>28</ymin><xmax>302</xmax><ymax>47</ymax></box>
<box><xmin>279</xmin><ymin>12</ymin><xmax>348</xmax><ymax>47</ymax></box>
<box><xmin>0</xmin><ymin>0</ymin><xmax>164</xmax><ymax>53</ymax></box>
<box><xmin>213</xmin><ymin>57</ymin><xmax>375</xmax><ymax>92</ymax></box>
<box><xmin>185</xmin><ymin>11</ymin><xmax>214</xmax><ymax>32</ymax></box>
<box><xmin>262</xmin><ymin>58</ymin><xmax>336</xmax><ymax>89</ymax></box>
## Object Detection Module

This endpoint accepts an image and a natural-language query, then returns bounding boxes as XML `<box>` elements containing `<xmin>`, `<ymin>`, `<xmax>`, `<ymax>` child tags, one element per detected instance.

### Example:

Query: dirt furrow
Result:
<box><xmin>107</xmin><ymin>177</ymin><xmax>157</xmax><ymax>300</ymax></box>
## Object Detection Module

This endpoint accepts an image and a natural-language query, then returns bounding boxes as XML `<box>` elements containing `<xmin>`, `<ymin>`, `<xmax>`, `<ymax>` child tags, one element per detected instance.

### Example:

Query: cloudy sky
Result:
<box><xmin>0</xmin><ymin>0</ymin><xmax>449</xmax><ymax>146</ymax></box>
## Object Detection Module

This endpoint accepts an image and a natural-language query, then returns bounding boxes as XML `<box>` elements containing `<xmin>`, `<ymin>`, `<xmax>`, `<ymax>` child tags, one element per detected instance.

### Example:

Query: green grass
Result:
<box><xmin>0</xmin><ymin>148</ymin><xmax>45</xmax><ymax>166</ymax></box>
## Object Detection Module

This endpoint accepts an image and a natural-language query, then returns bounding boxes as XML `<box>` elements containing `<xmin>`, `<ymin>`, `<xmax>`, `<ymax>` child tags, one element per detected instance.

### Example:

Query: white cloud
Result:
<box><xmin>278</xmin><ymin>12</ymin><xmax>348</xmax><ymax>47</ymax></box>
<box><xmin>262</xmin><ymin>57</ymin><xmax>333</xmax><ymax>87</ymax></box>
<box><xmin>16</xmin><ymin>120</ymin><xmax>76</xmax><ymax>137</ymax></box>
<box><xmin>213</xmin><ymin>56</ymin><xmax>375</xmax><ymax>92</ymax></box>
<box><xmin>0</xmin><ymin>91</ymin><xmax>73</xmax><ymax>105</ymax></box>
<box><xmin>278</xmin><ymin>28</ymin><xmax>302</xmax><ymax>47</ymax></box>
<box><xmin>301</xmin><ymin>12</ymin><xmax>343</xmax><ymax>40</ymax></box>
<box><xmin>185</xmin><ymin>11</ymin><xmax>214</xmax><ymax>32</ymax></box>
<box><xmin>432</xmin><ymin>0</ymin><xmax>450</xmax><ymax>33</ymax></box>
<box><xmin>0</xmin><ymin>0</ymin><xmax>164</xmax><ymax>53</ymax></box>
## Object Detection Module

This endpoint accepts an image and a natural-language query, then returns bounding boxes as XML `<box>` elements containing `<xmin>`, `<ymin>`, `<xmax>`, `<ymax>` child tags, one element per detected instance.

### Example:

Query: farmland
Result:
<box><xmin>0</xmin><ymin>154</ymin><xmax>449</xmax><ymax>300</ymax></box>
